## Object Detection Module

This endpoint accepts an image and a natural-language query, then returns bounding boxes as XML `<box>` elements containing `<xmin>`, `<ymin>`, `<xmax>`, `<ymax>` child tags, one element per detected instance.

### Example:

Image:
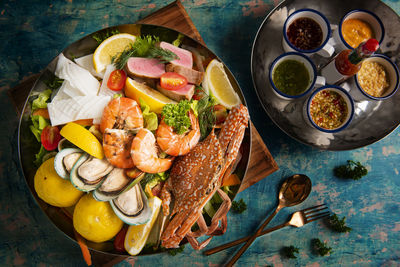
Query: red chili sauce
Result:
<box><xmin>287</xmin><ymin>17</ymin><xmax>323</xmax><ymax>51</ymax></box>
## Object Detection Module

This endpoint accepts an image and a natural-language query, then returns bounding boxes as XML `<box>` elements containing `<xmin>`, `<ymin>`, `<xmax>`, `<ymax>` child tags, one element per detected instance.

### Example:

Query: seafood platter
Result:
<box><xmin>18</xmin><ymin>24</ymin><xmax>251</xmax><ymax>256</ymax></box>
<box><xmin>252</xmin><ymin>0</ymin><xmax>400</xmax><ymax>150</ymax></box>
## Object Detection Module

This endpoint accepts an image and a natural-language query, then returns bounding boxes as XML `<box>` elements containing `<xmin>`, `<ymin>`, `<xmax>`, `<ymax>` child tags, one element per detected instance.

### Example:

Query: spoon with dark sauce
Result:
<box><xmin>225</xmin><ymin>174</ymin><xmax>312</xmax><ymax>267</ymax></box>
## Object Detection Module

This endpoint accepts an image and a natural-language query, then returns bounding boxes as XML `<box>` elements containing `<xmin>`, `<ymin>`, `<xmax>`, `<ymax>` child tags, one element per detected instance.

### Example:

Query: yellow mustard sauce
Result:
<box><xmin>342</xmin><ymin>18</ymin><xmax>374</xmax><ymax>48</ymax></box>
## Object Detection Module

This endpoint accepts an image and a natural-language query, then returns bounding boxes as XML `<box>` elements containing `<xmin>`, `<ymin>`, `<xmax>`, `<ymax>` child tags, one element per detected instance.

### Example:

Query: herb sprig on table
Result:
<box><xmin>112</xmin><ymin>35</ymin><xmax>178</xmax><ymax>69</ymax></box>
<box><xmin>231</xmin><ymin>199</ymin><xmax>247</xmax><ymax>214</ymax></box>
<box><xmin>328</xmin><ymin>214</ymin><xmax>352</xmax><ymax>233</ymax></box>
<box><xmin>282</xmin><ymin>245</ymin><xmax>299</xmax><ymax>258</ymax></box>
<box><xmin>312</xmin><ymin>238</ymin><xmax>333</xmax><ymax>256</ymax></box>
<box><xmin>334</xmin><ymin>160</ymin><xmax>368</xmax><ymax>180</ymax></box>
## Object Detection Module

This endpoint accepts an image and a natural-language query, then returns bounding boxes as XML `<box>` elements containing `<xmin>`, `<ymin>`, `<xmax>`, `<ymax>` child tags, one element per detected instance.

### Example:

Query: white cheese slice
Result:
<box><xmin>55</xmin><ymin>53</ymin><xmax>100</xmax><ymax>96</ymax></box>
<box><xmin>74</xmin><ymin>54</ymin><xmax>105</xmax><ymax>79</ymax></box>
<box><xmin>48</xmin><ymin>95</ymin><xmax>111</xmax><ymax>126</ymax></box>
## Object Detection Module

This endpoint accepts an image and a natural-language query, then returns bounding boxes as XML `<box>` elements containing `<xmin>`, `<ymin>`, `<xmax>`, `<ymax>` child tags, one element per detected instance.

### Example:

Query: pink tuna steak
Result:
<box><xmin>160</xmin><ymin>42</ymin><xmax>193</xmax><ymax>68</ymax></box>
<box><xmin>126</xmin><ymin>57</ymin><xmax>165</xmax><ymax>78</ymax></box>
<box><xmin>157</xmin><ymin>83</ymin><xmax>195</xmax><ymax>101</ymax></box>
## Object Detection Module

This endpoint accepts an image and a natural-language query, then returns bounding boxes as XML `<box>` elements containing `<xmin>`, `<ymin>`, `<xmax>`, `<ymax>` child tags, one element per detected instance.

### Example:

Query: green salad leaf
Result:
<box><xmin>139</xmin><ymin>98</ymin><xmax>158</xmax><ymax>131</ymax></box>
<box><xmin>30</xmin><ymin>115</ymin><xmax>50</xmax><ymax>142</ymax></box>
<box><xmin>31</xmin><ymin>89</ymin><xmax>52</xmax><ymax>111</ymax></box>
<box><xmin>92</xmin><ymin>28</ymin><xmax>120</xmax><ymax>45</ymax></box>
<box><xmin>172</xmin><ymin>33</ymin><xmax>185</xmax><ymax>47</ymax></box>
<box><xmin>34</xmin><ymin>145</ymin><xmax>53</xmax><ymax>167</ymax></box>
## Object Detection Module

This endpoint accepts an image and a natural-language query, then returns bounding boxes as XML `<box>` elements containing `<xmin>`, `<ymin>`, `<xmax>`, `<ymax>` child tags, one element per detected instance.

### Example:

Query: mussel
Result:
<box><xmin>93</xmin><ymin>168</ymin><xmax>145</xmax><ymax>202</ymax></box>
<box><xmin>70</xmin><ymin>153</ymin><xmax>114</xmax><ymax>192</ymax></box>
<box><xmin>110</xmin><ymin>184</ymin><xmax>152</xmax><ymax>225</ymax></box>
<box><xmin>54</xmin><ymin>148</ymin><xmax>83</xmax><ymax>179</ymax></box>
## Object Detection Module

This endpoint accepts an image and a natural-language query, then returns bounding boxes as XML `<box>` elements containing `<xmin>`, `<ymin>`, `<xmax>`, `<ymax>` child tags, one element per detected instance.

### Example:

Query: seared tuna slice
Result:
<box><xmin>166</xmin><ymin>64</ymin><xmax>204</xmax><ymax>85</ymax></box>
<box><xmin>126</xmin><ymin>57</ymin><xmax>165</xmax><ymax>79</ymax></box>
<box><xmin>156</xmin><ymin>83</ymin><xmax>195</xmax><ymax>101</ymax></box>
<box><xmin>160</xmin><ymin>42</ymin><xmax>193</xmax><ymax>68</ymax></box>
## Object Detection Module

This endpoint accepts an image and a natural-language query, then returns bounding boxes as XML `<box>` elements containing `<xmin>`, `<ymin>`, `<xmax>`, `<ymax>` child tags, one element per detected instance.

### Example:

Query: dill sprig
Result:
<box><xmin>194</xmin><ymin>86</ymin><xmax>217</xmax><ymax>140</ymax></box>
<box><xmin>334</xmin><ymin>160</ymin><xmax>368</xmax><ymax>180</ymax></box>
<box><xmin>92</xmin><ymin>28</ymin><xmax>120</xmax><ymax>45</ymax></box>
<box><xmin>112</xmin><ymin>35</ymin><xmax>178</xmax><ymax>69</ymax></box>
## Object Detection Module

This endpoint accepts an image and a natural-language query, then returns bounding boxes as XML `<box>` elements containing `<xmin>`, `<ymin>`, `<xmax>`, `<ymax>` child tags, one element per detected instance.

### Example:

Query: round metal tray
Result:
<box><xmin>18</xmin><ymin>24</ymin><xmax>251</xmax><ymax>256</ymax></box>
<box><xmin>252</xmin><ymin>0</ymin><xmax>400</xmax><ymax>150</ymax></box>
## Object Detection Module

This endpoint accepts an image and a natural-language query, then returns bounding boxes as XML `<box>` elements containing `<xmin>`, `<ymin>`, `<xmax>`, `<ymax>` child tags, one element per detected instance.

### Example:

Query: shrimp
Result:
<box><xmin>156</xmin><ymin>111</ymin><xmax>200</xmax><ymax>156</ymax></box>
<box><xmin>131</xmin><ymin>128</ymin><xmax>175</xmax><ymax>173</ymax></box>
<box><xmin>103</xmin><ymin>129</ymin><xmax>135</xmax><ymax>169</ymax></box>
<box><xmin>100</xmin><ymin>97</ymin><xmax>143</xmax><ymax>133</ymax></box>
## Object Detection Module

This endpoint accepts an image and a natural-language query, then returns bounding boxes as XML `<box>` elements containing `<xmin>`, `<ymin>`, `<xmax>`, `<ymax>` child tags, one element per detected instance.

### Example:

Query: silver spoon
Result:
<box><xmin>225</xmin><ymin>174</ymin><xmax>312</xmax><ymax>267</ymax></box>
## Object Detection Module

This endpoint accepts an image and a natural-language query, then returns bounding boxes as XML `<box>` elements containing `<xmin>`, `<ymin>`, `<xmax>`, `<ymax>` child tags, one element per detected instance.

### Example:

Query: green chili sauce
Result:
<box><xmin>272</xmin><ymin>59</ymin><xmax>310</xmax><ymax>96</ymax></box>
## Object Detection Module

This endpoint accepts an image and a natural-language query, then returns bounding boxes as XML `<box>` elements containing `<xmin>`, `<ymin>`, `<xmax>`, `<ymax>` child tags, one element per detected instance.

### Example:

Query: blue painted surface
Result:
<box><xmin>1</xmin><ymin>0</ymin><xmax>400</xmax><ymax>266</ymax></box>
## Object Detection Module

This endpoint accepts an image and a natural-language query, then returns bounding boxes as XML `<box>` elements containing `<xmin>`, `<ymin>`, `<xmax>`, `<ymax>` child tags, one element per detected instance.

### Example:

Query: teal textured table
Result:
<box><xmin>1</xmin><ymin>0</ymin><xmax>400</xmax><ymax>266</ymax></box>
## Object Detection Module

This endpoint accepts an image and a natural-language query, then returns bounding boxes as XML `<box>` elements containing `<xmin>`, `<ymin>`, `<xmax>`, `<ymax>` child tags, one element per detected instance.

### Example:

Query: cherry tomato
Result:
<box><xmin>160</xmin><ymin>72</ymin><xmax>187</xmax><ymax>91</ymax></box>
<box><xmin>114</xmin><ymin>226</ymin><xmax>128</xmax><ymax>253</ymax></box>
<box><xmin>213</xmin><ymin>104</ymin><xmax>228</xmax><ymax>125</ymax></box>
<box><xmin>107</xmin><ymin>69</ymin><xmax>127</xmax><ymax>91</ymax></box>
<box><xmin>41</xmin><ymin>126</ymin><xmax>62</xmax><ymax>151</ymax></box>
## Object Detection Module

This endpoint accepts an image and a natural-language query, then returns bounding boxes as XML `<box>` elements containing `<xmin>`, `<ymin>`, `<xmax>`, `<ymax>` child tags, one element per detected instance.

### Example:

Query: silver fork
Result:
<box><xmin>204</xmin><ymin>204</ymin><xmax>330</xmax><ymax>256</ymax></box>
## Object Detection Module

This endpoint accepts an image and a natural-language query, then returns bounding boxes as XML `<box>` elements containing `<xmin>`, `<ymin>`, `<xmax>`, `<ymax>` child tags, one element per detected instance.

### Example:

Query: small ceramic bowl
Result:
<box><xmin>354</xmin><ymin>54</ymin><xmax>399</xmax><ymax>100</ymax></box>
<box><xmin>282</xmin><ymin>8</ymin><xmax>334</xmax><ymax>57</ymax></box>
<box><xmin>269</xmin><ymin>52</ymin><xmax>325</xmax><ymax>100</ymax></box>
<box><xmin>334</xmin><ymin>9</ymin><xmax>384</xmax><ymax>50</ymax></box>
<box><xmin>304</xmin><ymin>85</ymin><xmax>354</xmax><ymax>133</ymax></box>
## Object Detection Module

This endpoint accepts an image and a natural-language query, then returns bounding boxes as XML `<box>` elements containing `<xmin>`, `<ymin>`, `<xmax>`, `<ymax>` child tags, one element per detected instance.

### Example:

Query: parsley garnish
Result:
<box><xmin>312</xmin><ymin>238</ymin><xmax>332</xmax><ymax>256</ymax></box>
<box><xmin>231</xmin><ymin>199</ymin><xmax>247</xmax><ymax>214</ymax></box>
<box><xmin>334</xmin><ymin>160</ymin><xmax>368</xmax><ymax>180</ymax></box>
<box><xmin>282</xmin><ymin>245</ymin><xmax>299</xmax><ymax>258</ymax></box>
<box><xmin>328</xmin><ymin>214</ymin><xmax>352</xmax><ymax>233</ymax></box>
<box><xmin>112</xmin><ymin>35</ymin><xmax>178</xmax><ymax>69</ymax></box>
<box><xmin>92</xmin><ymin>28</ymin><xmax>120</xmax><ymax>45</ymax></box>
<box><xmin>167</xmin><ymin>245</ymin><xmax>185</xmax><ymax>256</ymax></box>
<box><xmin>161</xmin><ymin>100</ymin><xmax>192</xmax><ymax>134</ymax></box>
<box><xmin>43</xmin><ymin>76</ymin><xmax>63</xmax><ymax>90</ymax></box>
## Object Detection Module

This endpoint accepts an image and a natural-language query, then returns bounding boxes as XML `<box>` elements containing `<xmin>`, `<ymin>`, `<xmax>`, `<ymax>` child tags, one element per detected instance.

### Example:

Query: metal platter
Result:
<box><xmin>18</xmin><ymin>24</ymin><xmax>251</xmax><ymax>256</ymax></box>
<box><xmin>252</xmin><ymin>0</ymin><xmax>400</xmax><ymax>150</ymax></box>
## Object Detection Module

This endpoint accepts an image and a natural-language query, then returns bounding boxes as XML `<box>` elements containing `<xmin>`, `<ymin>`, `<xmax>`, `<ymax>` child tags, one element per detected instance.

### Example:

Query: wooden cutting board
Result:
<box><xmin>8</xmin><ymin>0</ymin><xmax>278</xmax><ymax>265</ymax></box>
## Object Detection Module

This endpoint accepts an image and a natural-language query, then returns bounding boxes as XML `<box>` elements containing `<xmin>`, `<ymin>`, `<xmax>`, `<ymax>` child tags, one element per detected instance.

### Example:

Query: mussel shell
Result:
<box><xmin>54</xmin><ymin>148</ymin><xmax>83</xmax><ymax>179</ymax></box>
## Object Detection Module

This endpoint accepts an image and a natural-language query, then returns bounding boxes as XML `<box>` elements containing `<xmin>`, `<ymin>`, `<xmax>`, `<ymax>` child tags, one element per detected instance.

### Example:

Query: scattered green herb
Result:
<box><xmin>172</xmin><ymin>33</ymin><xmax>185</xmax><ymax>47</ymax></box>
<box><xmin>140</xmin><ymin>172</ymin><xmax>169</xmax><ymax>189</ymax></box>
<box><xmin>161</xmin><ymin>100</ymin><xmax>192</xmax><ymax>134</ymax></box>
<box><xmin>231</xmin><ymin>198</ymin><xmax>247</xmax><ymax>214</ymax></box>
<box><xmin>34</xmin><ymin>145</ymin><xmax>52</xmax><ymax>167</ymax></box>
<box><xmin>193</xmin><ymin>87</ymin><xmax>217</xmax><ymax>140</ymax></box>
<box><xmin>328</xmin><ymin>214</ymin><xmax>352</xmax><ymax>233</ymax></box>
<box><xmin>282</xmin><ymin>245</ymin><xmax>299</xmax><ymax>258</ymax></box>
<box><xmin>112</xmin><ymin>35</ymin><xmax>178</xmax><ymax>69</ymax></box>
<box><xmin>43</xmin><ymin>76</ymin><xmax>63</xmax><ymax>90</ymax></box>
<box><xmin>92</xmin><ymin>28</ymin><xmax>120</xmax><ymax>45</ymax></box>
<box><xmin>113</xmin><ymin>93</ymin><xmax>123</xmax><ymax>98</ymax></box>
<box><xmin>334</xmin><ymin>160</ymin><xmax>368</xmax><ymax>180</ymax></box>
<box><xmin>31</xmin><ymin>89</ymin><xmax>52</xmax><ymax>112</ymax></box>
<box><xmin>312</xmin><ymin>238</ymin><xmax>332</xmax><ymax>256</ymax></box>
<box><xmin>167</xmin><ymin>245</ymin><xmax>185</xmax><ymax>256</ymax></box>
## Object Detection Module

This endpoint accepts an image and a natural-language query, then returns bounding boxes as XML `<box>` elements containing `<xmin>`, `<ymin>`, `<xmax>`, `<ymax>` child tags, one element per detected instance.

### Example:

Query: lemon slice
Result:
<box><xmin>93</xmin><ymin>33</ymin><xmax>137</xmax><ymax>73</ymax></box>
<box><xmin>124</xmin><ymin>197</ymin><xmax>162</xmax><ymax>256</ymax></box>
<box><xmin>60</xmin><ymin>122</ymin><xmax>104</xmax><ymax>159</ymax></box>
<box><xmin>204</xmin><ymin>59</ymin><xmax>241</xmax><ymax>109</ymax></box>
<box><xmin>124</xmin><ymin>77</ymin><xmax>176</xmax><ymax>114</ymax></box>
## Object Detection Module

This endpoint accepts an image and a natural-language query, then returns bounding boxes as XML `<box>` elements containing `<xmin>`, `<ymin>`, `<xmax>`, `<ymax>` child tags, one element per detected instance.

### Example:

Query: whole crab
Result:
<box><xmin>160</xmin><ymin>104</ymin><xmax>249</xmax><ymax>250</ymax></box>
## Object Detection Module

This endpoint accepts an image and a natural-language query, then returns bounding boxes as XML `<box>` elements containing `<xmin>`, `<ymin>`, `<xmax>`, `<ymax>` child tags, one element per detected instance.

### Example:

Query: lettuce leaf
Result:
<box><xmin>31</xmin><ymin>89</ymin><xmax>52</xmax><ymax>111</ymax></box>
<box><xmin>139</xmin><ymin>98</ymin><xmax>158</xmax><ymax>131</ymax></box>
<box><xmin>34</xmin><ymin>145</ymin><xmax>49</xmax><ymax>167</ymax></box>
<box><xmin>30</xmin><ymin>115</ymin><xmax>50</xmax><ymax>142</ymax></box>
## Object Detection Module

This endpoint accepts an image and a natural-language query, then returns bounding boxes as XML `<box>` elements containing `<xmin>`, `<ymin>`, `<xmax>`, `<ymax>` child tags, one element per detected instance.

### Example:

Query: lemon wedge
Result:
<box><xmin>60</xmin><ymin>122</ymin><xmax>104</xmax><ymax>159</ymax></box>
<box><xmin>124</xmin><ymin>77</ymin><xmax>176</xmax><ymax>113</ymax></box>
<box><xmin>93</xmin><ymin>33</ymin><xmax>137</xmax><ymax>74</ymax></box>
<box><xmin>204</xmin><ymin>59</ymin><xmax>241</xmax><ymax>109</ymax></box>
<box><xmin>124</xmin><ymin>197</ymin><xmax>162</xmax><ymax>256</ymax></box>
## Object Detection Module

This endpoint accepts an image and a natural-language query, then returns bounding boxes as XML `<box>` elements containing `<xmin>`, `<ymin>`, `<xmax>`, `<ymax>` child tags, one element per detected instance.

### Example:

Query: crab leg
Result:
<box><xmin>187</xmin><ymin>214</ymin><xmax>209</xmax><ymax>238</ymax></box>
<box><xmin>207</xmin><ymin>188</ymin><xmax>232</xmax><ymax>236</ymax></box>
